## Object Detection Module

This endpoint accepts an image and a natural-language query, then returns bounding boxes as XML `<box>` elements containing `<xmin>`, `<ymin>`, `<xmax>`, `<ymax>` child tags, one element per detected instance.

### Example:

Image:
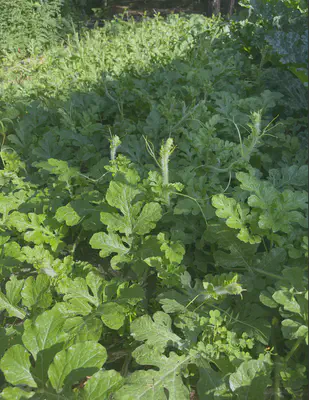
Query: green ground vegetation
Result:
<box><xmin>0</xmin><ymin>1</ymin><xmax>308</xmax><ymax>398</ymax></box>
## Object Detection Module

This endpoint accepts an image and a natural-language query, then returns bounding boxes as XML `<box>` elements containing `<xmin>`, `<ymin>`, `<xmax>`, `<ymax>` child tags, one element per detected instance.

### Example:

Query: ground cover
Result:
<box><xmin>0</xmin><ymin>4</ymin><xmax>308</xmax><ymax>399</ymax></box>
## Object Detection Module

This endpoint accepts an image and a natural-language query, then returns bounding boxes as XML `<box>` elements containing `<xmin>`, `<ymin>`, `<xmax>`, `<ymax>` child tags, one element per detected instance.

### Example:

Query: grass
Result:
<box><xmin>0</xmin><ymin>14</ymin><xmax>218</xmax><ymax>102</ymax></box>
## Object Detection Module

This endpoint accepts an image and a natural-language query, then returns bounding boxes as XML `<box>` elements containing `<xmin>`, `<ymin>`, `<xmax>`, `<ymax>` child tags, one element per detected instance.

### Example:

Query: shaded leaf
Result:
<box><xmin>98</xmin><ymin>303</ymin><xmax>126</xmax><ymax>330</ymax></box>
<box><xmin>0</xmin><ymin>292</ymin><xmax>26</xmax><ymax>320</ymax></box>
<box><xmin>21</xmin><ymin>275</ymin><xmax>52</xmax><ymax>310</ymax></box>
<box><xmin>48</xmin><ymin>341</ymin><xmax>107</xmax><ymax>392</ymax></box>
<box><xmin>229</xmin><ymin>356</ymin><xmax>272</xmax><ymax>399</ymax></box>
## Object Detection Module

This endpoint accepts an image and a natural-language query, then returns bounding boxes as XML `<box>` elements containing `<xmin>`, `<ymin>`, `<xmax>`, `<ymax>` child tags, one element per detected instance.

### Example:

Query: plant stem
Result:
<box><xmin>273</xmin><ymin>355</ymin><xmax>282</xmax><ymax>400</ymax></box>
<box><xmin>251</xmin><ymin>267</ymin><xmax>289</xmax><ymax>281</ymax></box>
<box><xmin>271</xmin><ymin>316</ymin><xmax>282</xmax><ymax>400</ymax></box>
<box><xmin>285</xmin><ymin>336</ymin><xmax>304</xmax><ymax>363</ymax></box>
<box><xmin>174</xmin><ymin>192</ymin><xmax>208</xmax><ymax>227</ymax></box>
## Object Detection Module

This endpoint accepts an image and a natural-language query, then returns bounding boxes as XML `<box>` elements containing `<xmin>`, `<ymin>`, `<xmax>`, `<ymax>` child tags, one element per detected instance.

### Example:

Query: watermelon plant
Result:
<box><xmin>0</xmin><ymin>8</ymin><xmax>307</xmax><ymax>400</ymax></box>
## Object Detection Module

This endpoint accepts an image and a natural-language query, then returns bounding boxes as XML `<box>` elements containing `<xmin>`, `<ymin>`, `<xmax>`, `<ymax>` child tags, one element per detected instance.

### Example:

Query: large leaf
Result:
<box><xmin>0</xmin><ymin>387</ymin><xmax>34</xmax><ymax>399</ymax></box>
<box><xmin>157</xmin><ymin>233</ymin><xmax>185</xmax><ymax>264</ymax></box>
<box><xmin>0</xmin><ymin>292</ymin><xmax>26</xmax><ymax>320</ymax></box>
<box><xmin>114</xmin><ymin>345</ymin><xmax>190</xmax><ymax>400</ymax></box>
<box><xmin>209</xmin><ymin>224</ymin><xmax>258</xmax><ymax>270</ymax></box>
<box><xmin>105</xmin><ymin>181</ymin><xmax>140</xmax><ymax>217</ymax></box>
<box><xmin>229</xmin><ymin>356</ymin><xmax>272</xmax><ymax>399</ymax></box>
<box><xmin>57</xmin><ymin>276</ymin><xmax>100</xmax><ymax>307</ymax></box>
<box><xmin>55</xmin><ymin>298</ymin><xmax>93</xmax><ymax>317</ymax></box>
<box><xmin>48</xmin><ymin>341</ymin><xmax>107</xmax><ymax>392</ymax></box>
<box><xmin>35</xmin><ymin>159</ymin><xmax>79</xmax><ymax>182</ymax></box>
<box><xmin>21</xmin><ymin>245</ymin><xmax>55</xmax><ymax>271</ymax></box>
<box><xmin>63</xmin><ymin>317</ymin><xmax>103</xmax><ymax>342</ymax></box>
<box><xmin>6</xmin><ymin>211</ymin><xmax>31</xmax><ymax>232</ymax></box>
<box><xmin>21</xmin><ymin>308</ymin><xmax>68</xmax><ymax>386</ymax></box>
<box><xmin>55</xmin><ymin>204</ymin><xmax>81</xmax><ymax>226</ymax></box>
<box><xmin>130</xmin><ymin>312</ymin><xmax>183</xmax><ymax>352</ymax></box>
<box><xmin>100</xmin><ymin>212</ymin><xmax>129</xmax><ymax>234</ymax></box>
<box><xmin>211</xmin><ymin>194</ymin><xmax>261</xmax><ymax>244</ymax></box>
<box><xmin>80</xmin><ymin>370</ymin><xmax>123</xmax><ymax>400</ymax></box>
<box><xmin>289</xmin><ymin>66</ymin><xmax>308</xmax><ymax>87</ymax></box>
<box><xmin>197</xmin><ymin>358</ymin><xmax>234</xmax><ymax>399</ymax></box>
<box><xmin>236</xmin><ymin>173</ymin><xmax>308</xmax><ymax>234</ymax></box>
<box><xmin>5</xmin><ymin>276</ymin><xmax>24</xmax><ymax>306</ymax></box>
<box><xmin>55</xmin><ymin>200</ymin><xmax>101</xmax><ymax>228</ymax></box>
<box><xmin>22</xmin><ymin>308</ymin><xmax>67</xmax><ymax>359</ymax></box>
<box><xmin>236</xmin><ymin>172</ymin><xmax>278</xmax><ymax>207</ymax></box>
<box><xmin>101</xmin><ymin>181</ymin><xmax>162</xmax><ymax>235</ymax></box>
<box><xmin>0</xmin><ymin>276</ymin><xmax>25</xmax><ymax>319</ymax></box>
<box><xmin>272</xmin><ymin>290</ymin><xmax>301</xmax><ymax>314</ymax></box>
<box><xmin>202</xmin><ymin>273</ymin><xmax>244</xmax><ymax>299</ymax></box>
<box><xmin>132</xmin><ymin>202</ymin><xmax>162</xmax><ymax>235</ymax></box>
<box><xmin>90</xmin><ymin>232</ymin><xmax>129</xmax><ymax>258</ymax></box>
<box><xmin>98</xmin><ymin>302</ymin><xmax>126</xmax><ymax>330</ymax></box>
<box><xmin>281</xmin><ymin>319</ymin><xmax>308</xmax><ymax>341</ymax></box>
<box><xmin>21</xmin><ymin>275</ymin><xmax>52</xmax><ymax>310</ymax></box>
<box><xmin>0</xmin><ymin>344</ymin><xmax>37</xmax><ymax>387</ymax></box>
<box><xmin>268</xmin><ymin>165</ymin><xmax>308</xmax><ymax>189</ymax></box>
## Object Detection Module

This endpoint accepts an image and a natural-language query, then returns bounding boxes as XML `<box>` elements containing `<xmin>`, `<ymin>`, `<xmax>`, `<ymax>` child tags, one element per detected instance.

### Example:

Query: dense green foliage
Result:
<box><xmin>0</xmin><ymin>0</ymin><xmax>73</xmax><ymax>58</ymax></box>
<box><xmin>236</xmin><ymin>0</ymin><xmax>308</xmax><ymax>86</ymax></box>
<box><xmin>0</xmin><ymin>3</ymin><xmax>308</xmax><ymax>399</ymax></box>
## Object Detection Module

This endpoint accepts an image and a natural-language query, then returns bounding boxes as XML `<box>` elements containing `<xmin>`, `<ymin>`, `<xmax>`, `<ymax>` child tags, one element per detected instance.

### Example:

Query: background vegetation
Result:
<box><xmin>0</xmin><ymin>1</ymin><xmax>307</xmax><ymax>399</ymax></box>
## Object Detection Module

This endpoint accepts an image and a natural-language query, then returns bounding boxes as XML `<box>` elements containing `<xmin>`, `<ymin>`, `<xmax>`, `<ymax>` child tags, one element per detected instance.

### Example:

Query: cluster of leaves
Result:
<box><xmin>0</xmin><ymin>10</ymin><xmax>307</xmax><ymax>400</ymax></box>
<box><xmin>234</xmin><ymin>0</ymin><xmax>308</xmax><ymax>87</ymax></box>
<box><xmin>0</xmin><ymin>12</ymin><xmax>209</xmax><ymax>101</ymax></box>
<box><xmin>0</xmin><ymin>0</ymin><xmax>79</xmax><ymax>59</ymax></box>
